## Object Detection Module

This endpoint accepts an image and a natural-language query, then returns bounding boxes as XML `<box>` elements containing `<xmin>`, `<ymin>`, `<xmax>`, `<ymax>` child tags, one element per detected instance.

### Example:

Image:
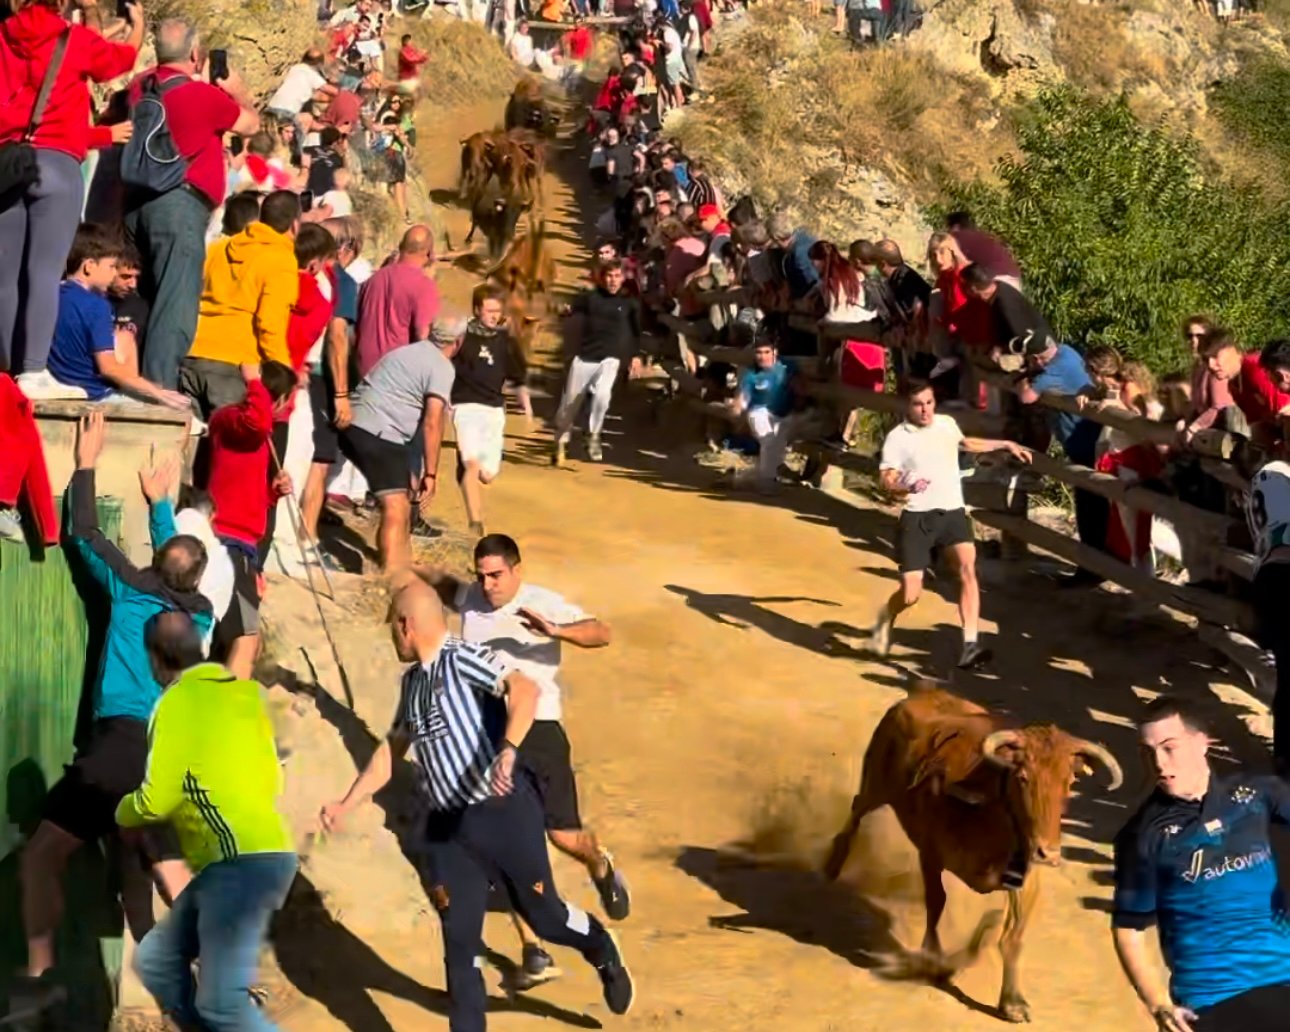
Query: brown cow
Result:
<box><xmin>459</xmin><ymin>130</ymin><xmax>497</xmax><ymax>205</ymax></box>
<box><xmin>488</xmin><ymin>216</ymin><xmax>554</xmax><ymax>367</ymax></box>
<box><xmin>824</xmin><ymin>683</ymin><xmax>1122</xmax><ymax>1023</ymax></box>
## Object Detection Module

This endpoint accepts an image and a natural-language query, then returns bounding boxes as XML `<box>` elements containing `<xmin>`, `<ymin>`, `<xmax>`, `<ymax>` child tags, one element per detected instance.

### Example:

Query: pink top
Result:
<box><xmin>1188</xmin><ymin>358</ymin><xmax>1234</xmax><ymax>431</ymax></box>
<box><xmin>355</xmin><ymin>262</ymin><xmax>440</xmax><ymax>377</ymax></box>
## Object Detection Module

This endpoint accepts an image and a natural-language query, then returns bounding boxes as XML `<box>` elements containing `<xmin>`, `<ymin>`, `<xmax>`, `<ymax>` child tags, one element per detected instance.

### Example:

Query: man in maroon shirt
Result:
<box><xmin>1203</xmin><ymin>334</ymin><xmax>1290</xmax><ymax>445</ymax></box>
<box><xmin>355</xmin><ymin>223</ymin><xmax>439</xmax><ymax>377</ymax></box>
<box><xmin>946</xmin><ymin>210</ymin><xmax>1022</xmax><ymax>290</ymax></box>
<box><xmin>123</xmin><ymin>18</ymin><xmax>259</xmax><ymax>390</ymax></box>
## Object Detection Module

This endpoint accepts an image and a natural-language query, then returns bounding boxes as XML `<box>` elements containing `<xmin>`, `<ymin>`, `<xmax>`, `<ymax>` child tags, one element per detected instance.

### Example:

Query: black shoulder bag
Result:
<box><xmin>0</xmin><ymin>28</ymin><xmax>72</xmax><ymax>198</ymax></box>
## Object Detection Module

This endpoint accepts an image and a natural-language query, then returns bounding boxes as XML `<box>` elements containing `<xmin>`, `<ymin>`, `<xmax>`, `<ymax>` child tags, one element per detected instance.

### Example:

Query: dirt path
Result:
<box><xmin>261</xmin><ymin>100</ymin><xmax>1274</xmax><ymax>1032</ymax></box>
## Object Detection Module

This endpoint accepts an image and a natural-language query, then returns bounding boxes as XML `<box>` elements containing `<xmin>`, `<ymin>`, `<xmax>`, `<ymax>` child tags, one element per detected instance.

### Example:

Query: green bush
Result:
<box><xmin>938</xmin><ymin>87</ymin><xmax>1290</xmax><ymax>376</ymax></box>
<box><xmin>1212</xmin><ymin>57</ymin><xmax>1290</xmax><ymax>169</ymax></box>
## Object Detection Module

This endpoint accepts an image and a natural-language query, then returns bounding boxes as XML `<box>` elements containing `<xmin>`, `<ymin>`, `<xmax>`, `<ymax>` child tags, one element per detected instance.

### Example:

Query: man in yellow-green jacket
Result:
<box><xmin>117</xmin><ymin>610</ymin><xmax>296</xmax><ymax>1032</ymax></box>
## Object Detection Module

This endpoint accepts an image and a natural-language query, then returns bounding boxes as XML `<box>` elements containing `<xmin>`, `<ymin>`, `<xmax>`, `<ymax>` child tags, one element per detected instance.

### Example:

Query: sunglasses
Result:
<box><xmin>1185</xmin><ymin>331</ymin><xmax>1206</xmax><ymax>339</ymax></box>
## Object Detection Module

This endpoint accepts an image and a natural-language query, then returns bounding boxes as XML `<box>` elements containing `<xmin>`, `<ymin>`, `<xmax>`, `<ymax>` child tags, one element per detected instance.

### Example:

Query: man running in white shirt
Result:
<box><xmin>415</xmin><ymin>533</ymin><xmax>630</xmax><ymax>989</ymax></box>
<box><xmin>870</xmin><ymin>379</ymin><xmax>1030</xmax><ymax>669</ymax></box>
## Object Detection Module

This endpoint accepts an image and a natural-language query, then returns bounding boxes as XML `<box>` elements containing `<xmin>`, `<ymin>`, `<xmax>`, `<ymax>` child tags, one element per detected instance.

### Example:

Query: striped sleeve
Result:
<box><xmin>454</xmin><ymin>642</ymin><xmax>508</xmax><ymax>698</ymax></box>
<box><xmin>393</xmin><ymin>667</ymin><xmax>419</xmax><ymax>732</ymax></box>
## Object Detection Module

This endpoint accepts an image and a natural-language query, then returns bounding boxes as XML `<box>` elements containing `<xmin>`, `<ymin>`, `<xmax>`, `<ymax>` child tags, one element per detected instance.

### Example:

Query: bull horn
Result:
<box><xmin>1073</xmin><ymin>740</ymin><xmax>1123</xmax><ymax>792</ymax></box>
<box><xmin>981</xmin><ymin>729</ymin><xmax>1024</xmax><ymax>767</ymax></box>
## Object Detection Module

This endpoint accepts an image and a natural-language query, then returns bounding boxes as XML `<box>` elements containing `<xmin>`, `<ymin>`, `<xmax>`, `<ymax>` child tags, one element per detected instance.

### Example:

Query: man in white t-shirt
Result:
<box><xmin>266</xmin><ymin>50</ymin><xmax>336</xmax><ymax>123</ymax></box>
<box><xmin>508</xmin><ymin>19</ymin><xmax>536</xmax><ymax>67</ymax></box>
<box><xmin>414</xmin><ymin>534</ymin><xmax>631</xmax><ymax>989</ymax></box>
<box><xmin>871</xmin><ymin>380</ymin><xmax>1029</xmax><ymax>669</ymax></box>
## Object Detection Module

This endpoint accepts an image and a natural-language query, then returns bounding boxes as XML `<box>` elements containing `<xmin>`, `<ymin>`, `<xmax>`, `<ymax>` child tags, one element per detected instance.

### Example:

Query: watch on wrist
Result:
<box><xmin>503</xmin><ymin>739</ymin><xmax>520</xmax><ymax>752</ymax></box>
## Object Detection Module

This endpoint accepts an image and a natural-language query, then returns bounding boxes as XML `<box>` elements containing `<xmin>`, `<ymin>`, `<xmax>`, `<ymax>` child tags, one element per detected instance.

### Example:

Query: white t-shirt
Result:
<box><xmin>880</xmin><ymin>414</ymin><xmax>966</xmax><ymax>513</ymax></box>
<box><xmin>268</xmin><ymin>63</ymin><xmax>326</xmax><ymax>115</ymax></box>
<box><xmin>456</xmin><ymin>581</ymin><xmax>590</xmax><ymax>722</ymax></box>
<box><xmin>509</xmin><ymin>33</ymin><xmax>535</xmax><ymax>67</ymax></box>
<box><xmin>346</xmin><ymin>256</ymin><xmax>373</xmax><ymax>285</ymax></box>
<box><xmin>1248</xmin><ymin>460</ymin><xmax>1290</xmax><ymax>564</ymax></box>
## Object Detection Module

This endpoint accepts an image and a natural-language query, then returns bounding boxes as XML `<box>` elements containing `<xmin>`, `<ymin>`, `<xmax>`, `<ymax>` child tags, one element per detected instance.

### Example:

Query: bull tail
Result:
<box><xmin>875</xmin><ymin>909</ymin><xmax>1003</xmax><ymax>983</ymax></box>
<box><xmin>822</xmin><ymin>795</ymin><xmax>865</xmax><ymax>881</ymax></box>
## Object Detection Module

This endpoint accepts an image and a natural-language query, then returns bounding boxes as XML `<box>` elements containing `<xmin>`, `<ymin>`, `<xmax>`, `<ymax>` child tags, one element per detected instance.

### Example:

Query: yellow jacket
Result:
<box><xmin>188</xmin><ymin>223</ymin><xmax>298</xmax><ymax>368</ymax></box>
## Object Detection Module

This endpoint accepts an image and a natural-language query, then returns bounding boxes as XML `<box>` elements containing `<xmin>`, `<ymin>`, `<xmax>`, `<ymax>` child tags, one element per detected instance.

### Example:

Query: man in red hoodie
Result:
<box><xmin>0</xmin><ymin>0</ymin><xmax>141</xmax><ymax>398</ymax></box>
<box><xmin>207</xmin><ymin>360</ymin><xmax>297</xmax><ymax>678</ymax></box>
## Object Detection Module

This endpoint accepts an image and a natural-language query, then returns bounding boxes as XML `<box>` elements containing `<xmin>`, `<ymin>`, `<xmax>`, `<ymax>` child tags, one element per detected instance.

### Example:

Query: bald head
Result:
<box><xmin>878</xmin><ymin>238</ymin><xmax>903</xmax><ymax>269</ymax></box>
<box><xmin>145</xmin><ymin>610</ymin><xmax>206</xmax><ymax>687</ymax></box>
<box><xmin>304</xmin><ymin>48</ymin><xmax>326</xmax><ymax>68</ymax></box>
<box><xmin>399</xmin><ymin>224</ymin><xmax>434</xmax><ymax>259</ymax></box>
<box><xmin>155</xmin><ymin>18</ymin><xmax>201</xmax><ymax>68</ymax></box>
<box><xmin>388</xmin><ymin>580</ymin><xmax>447</xmax><ymax>662</ymax></box>
<box><xmin>155</xmin><ymin>534</ymin><xmax>207</xmax><ymax>594</ymax></box>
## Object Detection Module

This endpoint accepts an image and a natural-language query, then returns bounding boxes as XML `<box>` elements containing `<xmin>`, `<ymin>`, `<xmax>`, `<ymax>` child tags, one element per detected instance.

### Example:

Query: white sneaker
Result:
<box><xmin>15</xmin><ymin>370</ymin><xmax>87</xmax><ymax>401</ymax></box>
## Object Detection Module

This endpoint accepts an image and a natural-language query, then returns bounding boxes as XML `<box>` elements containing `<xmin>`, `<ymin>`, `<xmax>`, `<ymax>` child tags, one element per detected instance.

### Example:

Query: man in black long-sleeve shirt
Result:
<box><xmin>553</xmin><ymin>262</ymin><xmax>642</xmax><ymax>465</ymax></box>
<box><xmin>452</xmin><ymin>284</ymin><xmax>530</xmax><ymax>536</ymax></box>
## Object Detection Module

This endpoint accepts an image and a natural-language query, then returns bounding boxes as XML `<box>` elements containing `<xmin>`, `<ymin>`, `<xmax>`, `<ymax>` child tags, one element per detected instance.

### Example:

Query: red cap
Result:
<box><xmin>697</xmin><ymin>203</ymin><xmax>720</xmax><ymax>220</ymax></box>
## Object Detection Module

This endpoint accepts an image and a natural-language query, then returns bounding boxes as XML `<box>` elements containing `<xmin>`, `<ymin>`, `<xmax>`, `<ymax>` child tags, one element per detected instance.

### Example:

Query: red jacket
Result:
<box><xmin>0</xmin><ymin>374</ymin><xmax>57</xmax><ymax>546</ymax></box>
<box><xmin>208</xmin><ymin>380</ymin><xmax>274</xmax><ymax>548</ymax></box>
<box><xmin>0</xmin><ymin>5</ymin><xmax>137</xmax><ymax>161</ymax></box>
<box><xmin>279</xmin><ymin>271</ymin><xmax>335</xmax><ymax>423</ymax></box>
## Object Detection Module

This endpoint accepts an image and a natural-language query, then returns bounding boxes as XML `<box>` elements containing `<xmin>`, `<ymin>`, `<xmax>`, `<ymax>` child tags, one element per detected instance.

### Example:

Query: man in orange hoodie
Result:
<box><xmin>178</xmin><ymin>190</ymin><xmax>301</xmax><ymax>420</ymax></box>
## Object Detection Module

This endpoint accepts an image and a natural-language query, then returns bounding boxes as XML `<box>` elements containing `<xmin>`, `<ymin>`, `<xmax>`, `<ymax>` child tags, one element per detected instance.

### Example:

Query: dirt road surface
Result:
<box><xmin>257</xmin><ymin>101</ymin><xmax>1275</xmax><ymax>1032</ymax></box>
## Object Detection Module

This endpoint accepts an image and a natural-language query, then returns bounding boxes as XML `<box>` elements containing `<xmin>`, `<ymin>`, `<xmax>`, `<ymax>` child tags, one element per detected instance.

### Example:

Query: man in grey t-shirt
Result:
<box><xmin>340</xmin><ymin>317</ymin><xmax>464</xmax><ymax>569</ymax></box>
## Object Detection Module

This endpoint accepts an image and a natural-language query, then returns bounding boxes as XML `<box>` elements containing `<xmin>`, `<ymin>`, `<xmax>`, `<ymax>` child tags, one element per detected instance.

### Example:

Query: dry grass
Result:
<box><xmin>1047</xmin><ymin>0</ymin><xmax>1173</xmax><ymax>93</ymax></box>
<box><xmin>393</xmin><ymin>15</ymin><xmax>520</xmax><ymax>110</ymax></box>
<box><xmin>673</xmin><ymin>1</ymin><xmax>1008</xmax><ymax>233</ymax></box>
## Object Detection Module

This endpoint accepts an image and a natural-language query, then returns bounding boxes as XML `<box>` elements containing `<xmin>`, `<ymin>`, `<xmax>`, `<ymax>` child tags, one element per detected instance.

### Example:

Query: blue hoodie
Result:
<box><xmin>67</xmin><ymin>469</ymin><xmax>214</xmax><ymax>723</ymax></box>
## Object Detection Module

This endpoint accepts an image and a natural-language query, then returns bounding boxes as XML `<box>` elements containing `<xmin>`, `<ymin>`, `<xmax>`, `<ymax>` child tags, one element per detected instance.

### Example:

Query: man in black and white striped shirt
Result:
<box><xmin>320</xmin><ymin>581</ymin><xmax>634</xmax><ymax>1030</ymax></box>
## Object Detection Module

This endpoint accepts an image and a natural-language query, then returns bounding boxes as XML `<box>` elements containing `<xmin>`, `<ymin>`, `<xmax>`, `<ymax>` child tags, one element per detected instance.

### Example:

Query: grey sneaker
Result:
<box><xmin>868</xmin><ymin>608</ymin><xmax>893</xmax><ymax>658</ymax></box>
<box><xmin>552</xmin><ymin>439</ymin><xmax>567</xmax><ymax>467</ymax></box>
<box><xmin>513</xmin><ymin>944</ymin><xmax>561</xmax><ymax>991</ymax></box>
<box><xmin>592</xmin><ymin>851</ymin><xmax>631</xmax><ymax>920</ymax></box>
<box><xmin>0</xmin><ymin>507</ymin><xmax>23</xmax><ymax>542</ymax></box>
<box><xmin>957</xmin><ymin>641</ymin><xmax>993</xmax><ymax>670</ymax></box>
<box><xmin>587</xmin><ymin>434</ymin><xmax>604</xmax><ymax>462</ymax></box>
<box><xmin>5</xmin><ymin>973</ymin><xmax>67</xmax><ymax>1023</ymax></box>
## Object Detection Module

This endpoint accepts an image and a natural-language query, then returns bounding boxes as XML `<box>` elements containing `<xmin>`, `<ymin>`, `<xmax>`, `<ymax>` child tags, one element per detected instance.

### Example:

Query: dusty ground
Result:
<box><xmin>251</xmin><ymin>100</ymin><xmax>1276</xmax><ymax>1032</ymax></box>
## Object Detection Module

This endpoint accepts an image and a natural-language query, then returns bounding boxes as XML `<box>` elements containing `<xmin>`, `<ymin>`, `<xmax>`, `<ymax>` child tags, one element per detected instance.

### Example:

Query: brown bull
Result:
<box><xmin>459</xmin><ymin>130</ymin><xmax>497</xmax><ymax>206</ymax></box>
<box><xmin>824</xmin><ymin>683</ymin><xmax>1122</xmax><ymax>1024</ymax></box>
<box><xmin>489</xmin><ymin>216</ymin><xmax>554</xmax><ymax>366</ymax></box>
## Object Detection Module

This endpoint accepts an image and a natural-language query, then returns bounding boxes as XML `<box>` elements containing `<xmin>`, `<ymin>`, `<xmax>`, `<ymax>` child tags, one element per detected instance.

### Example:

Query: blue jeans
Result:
<box><xmin>0</xmin><ymin>149</ymin><xmax>85</xmax><ymax>373</ymax></box>
<box><xmin>134</xmin><ymin>852</ymin><xmax>297</xmax><ymax>1031</ymax></box>
<box><xmin>125</xmin><ymin>187</ymin><xmax>212</xmax><ymax>389</ymax></box>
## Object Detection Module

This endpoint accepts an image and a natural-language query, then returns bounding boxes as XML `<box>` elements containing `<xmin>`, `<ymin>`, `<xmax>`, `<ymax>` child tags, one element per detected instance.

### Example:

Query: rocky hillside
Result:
<box><xmin>677</xmin><ymin>0</ymin><xmax>1290</xmax><ymax>257</ymax></box>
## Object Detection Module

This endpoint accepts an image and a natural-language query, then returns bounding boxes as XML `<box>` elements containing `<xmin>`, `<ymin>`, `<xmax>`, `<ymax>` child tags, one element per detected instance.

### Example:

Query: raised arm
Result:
<box><xmin>961</xmin><ymin>436</ymin><xmax>1032</xmax><ymax>463</ymax></box>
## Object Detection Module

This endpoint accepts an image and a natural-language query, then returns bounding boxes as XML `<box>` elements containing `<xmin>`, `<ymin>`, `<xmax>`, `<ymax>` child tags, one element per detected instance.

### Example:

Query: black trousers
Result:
<box><xmin>1194</xmin><ymin>983</ymin><xmax>1290</xmax><ymax>1031</ymax></box>
<box><xmin>422</xmin><ymin>780</ymin><xmax>613</xmax><ymax>1032</ymax></box>
<box><xmin>1252</xmin><ymin>562</ymin><xmax>1290</xmax><ymax>770</ymax></box>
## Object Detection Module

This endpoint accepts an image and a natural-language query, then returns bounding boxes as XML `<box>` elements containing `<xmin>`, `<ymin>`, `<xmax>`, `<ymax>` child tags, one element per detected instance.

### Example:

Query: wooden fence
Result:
<box><xmin>644</xmin><ymin>296</ymin><xmax>1275</xmax><ymax>698</ymax></box>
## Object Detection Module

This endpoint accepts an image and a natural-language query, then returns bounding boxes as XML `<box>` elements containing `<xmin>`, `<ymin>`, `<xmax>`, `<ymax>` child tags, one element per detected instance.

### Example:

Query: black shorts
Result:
<box><xmin>897</xmin><ymin>508</ymin><xmax>973</xmax><ymax>574</ymax></box>
<box><xmin>214</xmin><ymin>545</ymin><xmax>262</xmax><ymax>650</ymax></box>
<box><xmin>308</xmin><ymin>374</ymin><xmax>340</xmax><ymax>465</ymax></box>
<box><xmin>519</xmin><ymin>721</ymin><xmax>582</xmax><ymax>832</ymax></box>
<box><xmin>339</xmin><ymin>425</ymin><xmax>409</xmax><ymax>496</ymax></box>
<box><xmin>41</xmin><ymin>718</ymin><xmax>183</xmax><ymax>860</ymax></box>
<box><xmin>1194</xmin><ymin>982</ymin><xmax>1290</xmax><ymax>1032</ymax></box>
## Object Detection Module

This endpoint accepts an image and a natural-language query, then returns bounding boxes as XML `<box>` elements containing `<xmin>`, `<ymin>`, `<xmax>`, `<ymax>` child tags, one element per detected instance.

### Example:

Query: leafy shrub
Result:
<box><xmin>938</xmin><ymin>87</ymin><xmax>1290</xmax><ymax>375</ymax></box>
<box><xmin>1212</xmin><ymin>57</ymin><xmax>1290</xmax><ymax>170</ymax></box>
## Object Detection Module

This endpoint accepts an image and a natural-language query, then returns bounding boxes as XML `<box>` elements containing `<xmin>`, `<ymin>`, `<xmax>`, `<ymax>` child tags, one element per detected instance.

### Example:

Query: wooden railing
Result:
<box><xmin>642</xmin><ymin>299</ymin><xmax>1274</xmax><ymax>696</ymax></box>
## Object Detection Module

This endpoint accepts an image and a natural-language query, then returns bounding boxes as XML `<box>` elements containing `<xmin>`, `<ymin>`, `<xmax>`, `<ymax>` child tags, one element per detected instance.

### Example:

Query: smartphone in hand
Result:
<box><xmin>209</xmin><ymin>48</ymin><xmax>230</xmax><ymax>83</ymax></box>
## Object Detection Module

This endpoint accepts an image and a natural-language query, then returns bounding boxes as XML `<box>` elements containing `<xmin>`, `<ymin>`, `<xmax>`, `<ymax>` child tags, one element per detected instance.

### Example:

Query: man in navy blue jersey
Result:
<box><xmin>1112</xmin><ymin>696</ymin><xmax>1290</xmax><ymax>1031</ymax></box>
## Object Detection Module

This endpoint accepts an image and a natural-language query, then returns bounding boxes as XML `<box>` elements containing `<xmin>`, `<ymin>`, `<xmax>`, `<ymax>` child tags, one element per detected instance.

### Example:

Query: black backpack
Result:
<box><xmin>120</xmin><ymin>73</ymin><xmax>190</xmax><ymax>194</ymax></box>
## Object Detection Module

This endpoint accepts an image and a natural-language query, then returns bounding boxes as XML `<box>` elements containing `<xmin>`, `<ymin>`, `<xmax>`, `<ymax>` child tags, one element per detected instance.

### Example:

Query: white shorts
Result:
<box><xmin>453</xmin><ymin>403</ymin><xmax>506</xmax><ymax>479</ymax></box>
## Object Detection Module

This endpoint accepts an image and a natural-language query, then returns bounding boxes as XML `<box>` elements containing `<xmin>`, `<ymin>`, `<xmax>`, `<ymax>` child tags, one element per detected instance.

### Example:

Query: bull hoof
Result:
<box><xmin>999</xmin><ymin>996</ymin><xmax>1031</xmax><ymax>1023</ymax></box>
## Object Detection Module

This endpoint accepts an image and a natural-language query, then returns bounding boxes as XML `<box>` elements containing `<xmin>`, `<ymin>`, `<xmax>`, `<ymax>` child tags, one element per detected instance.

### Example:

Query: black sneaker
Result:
<box><xmin>513</xmin><ymin>943</ymin><xmax>561</xmax><ymax>991</ymax></box>
<box><xmin>596</xmin><ymin>936</ymin><xmax>635</xmax><ymax>1016</ymax></box>
<box><xmin>592</xmin><ymin>852</ymin><xmax>631</xmax><ymax>921</ymax></box>
<box><xmin>957</xmin><ymin>642</ymin><xmax>993</xmax><ymax>670</ymax></box>
<box><xmin>410</xmin><ymin>518</ymin><xmax>442</xmax><ymax>540</ymax></box>
<box><xmin>5</xmin><ymin>973</ymin><xmax>67</xmax><ymax>1023</ymax></box>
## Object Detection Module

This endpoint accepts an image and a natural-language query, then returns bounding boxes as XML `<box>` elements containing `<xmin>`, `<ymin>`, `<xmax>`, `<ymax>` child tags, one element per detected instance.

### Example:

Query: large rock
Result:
<box><xmin>982</xmin><ymin>7</ymin><xmax>1056</xmax><ymax>75</ymax></box>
